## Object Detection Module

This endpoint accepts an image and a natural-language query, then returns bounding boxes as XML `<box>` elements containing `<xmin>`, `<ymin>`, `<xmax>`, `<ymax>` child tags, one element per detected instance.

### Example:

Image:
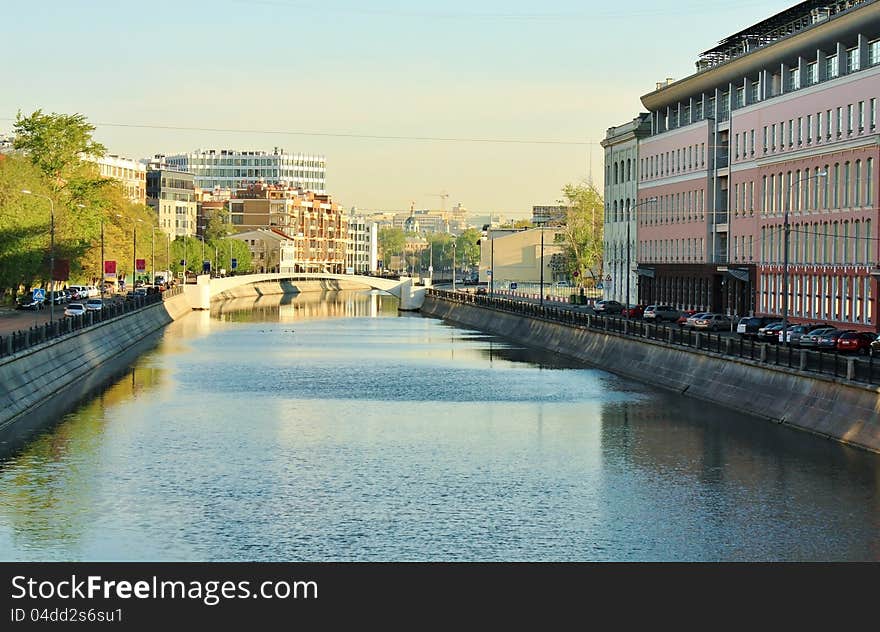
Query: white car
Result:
<box><xmin>84</xmin><ymin>299</ymin><xmax>104</xmax><ymax>311</ymax></box>
<box><xmin>64</xmin><ymin>302</ymin><xmax>86</xmax><ymax>317</ymax></box>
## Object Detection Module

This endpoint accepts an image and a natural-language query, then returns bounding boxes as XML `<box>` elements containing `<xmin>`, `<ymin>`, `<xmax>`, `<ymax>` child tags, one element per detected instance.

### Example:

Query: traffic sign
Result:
<box><xmin>32</xmin><ymin>288</ymin><xmax>46</xmax><ymax>301</ymax></box>
<box><xmin>231</xmin><ymin>258</ymin><xmax>238</xmax><ymax>270</ymax></box>
<box><xmin>510</xmin><ymin>282</ymin><xmax>518</xmax><ymax>290</ymax></box>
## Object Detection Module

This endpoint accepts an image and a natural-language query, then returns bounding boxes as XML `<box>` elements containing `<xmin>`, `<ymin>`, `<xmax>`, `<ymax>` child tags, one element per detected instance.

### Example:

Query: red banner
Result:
<box><xmin>136</xmin><ymin>259</ymin><xmax>146</xmax><ymax>273</ymax></box>
<box><xmin>104</xmin><ymin>260</ymin><xmax>117</xmax><ymax>275</ymax></box>
<box><xmin>52</xmin><ymin>258</ymin><xmax>70</xmax><ymax>281</ymax></box>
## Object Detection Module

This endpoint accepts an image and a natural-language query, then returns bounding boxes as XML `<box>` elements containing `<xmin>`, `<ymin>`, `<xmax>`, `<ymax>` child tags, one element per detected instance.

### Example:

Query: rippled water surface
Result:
<box><xmin>1</xmin><ymin>291</ymin><xmax>879</xmax><ymax>561</ymax></box>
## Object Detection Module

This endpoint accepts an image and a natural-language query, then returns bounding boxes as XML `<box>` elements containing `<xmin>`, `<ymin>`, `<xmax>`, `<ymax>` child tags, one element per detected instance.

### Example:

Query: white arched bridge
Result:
<box><xmin>181</xmin><ymin>272</ymin><xmax>428</xmax><ymax>311</ymax></box>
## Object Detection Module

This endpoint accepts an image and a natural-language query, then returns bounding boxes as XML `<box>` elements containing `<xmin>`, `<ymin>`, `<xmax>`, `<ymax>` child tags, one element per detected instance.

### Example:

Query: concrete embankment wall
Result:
<box><xmin>422</xmin><ymin>296</ymin><xmax>880</xmax><ymax>454</ymax></box>
<box><xmin>212</xmin><ymin>279</ymin><xmax>371</xmax><ymax>301</ymax></box>
<box><xmin>0</xmin><ymin>293</ymin><xmax>191</xmax><ymax>456</ymax></box>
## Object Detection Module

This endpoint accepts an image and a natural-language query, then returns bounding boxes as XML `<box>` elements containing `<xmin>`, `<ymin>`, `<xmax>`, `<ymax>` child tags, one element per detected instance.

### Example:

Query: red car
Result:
<box><xmin>676</xmin><ymin>309</ymin><xmax>698</xmax><ymax>327</ymax></box>
<box><xmin>836</xmin><ymin>331</ymin><xmax>876</xmax><ymax>355</ymax></box>
<box><xmin>622</xmin><ymin>304</ymin><xmax>646</xmax><ymax>318</ymax></box>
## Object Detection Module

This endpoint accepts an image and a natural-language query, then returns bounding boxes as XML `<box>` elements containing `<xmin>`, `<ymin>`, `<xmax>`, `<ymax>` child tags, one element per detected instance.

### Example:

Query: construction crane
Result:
<box><xmin>426</xmin><ymin>191</ymin><xmax>449</xmax><ymax>213</ymax></box>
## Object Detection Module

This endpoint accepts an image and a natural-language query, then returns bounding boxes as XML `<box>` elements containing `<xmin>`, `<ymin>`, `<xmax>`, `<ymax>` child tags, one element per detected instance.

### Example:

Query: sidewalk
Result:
<box><xmin>0</xmin><ymin>305</ymin><xmax>55</xmax><ymax>336</ymax></box>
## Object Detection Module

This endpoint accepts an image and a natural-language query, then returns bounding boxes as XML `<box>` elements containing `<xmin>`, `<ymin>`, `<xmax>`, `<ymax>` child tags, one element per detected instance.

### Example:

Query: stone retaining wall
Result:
<box><xmin>422</xmin><ymin>296</ymin><xmax>880</xmax><ymax>454</ymax></box>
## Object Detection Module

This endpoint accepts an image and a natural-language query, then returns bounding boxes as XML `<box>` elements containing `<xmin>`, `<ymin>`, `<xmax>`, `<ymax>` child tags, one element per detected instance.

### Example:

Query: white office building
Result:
<box><xmin>164</xmin><ymin>148</ymin><xmax>326</xmax><ymax>194</ymax></box>
<box><xmin>346</xmin><ymin>213</ymin><xmax>378</xmax><ymax>274</ymax></box>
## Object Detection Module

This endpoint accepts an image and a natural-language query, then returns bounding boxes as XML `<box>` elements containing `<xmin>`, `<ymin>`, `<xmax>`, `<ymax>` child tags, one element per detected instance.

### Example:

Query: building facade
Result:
<box><xmin>633</xmin><ymin>0</ymin><xmax>880</xmax><ymax>331</ymax></box>
<box><xmin>94</xmin><ymin>154</ymin><xmax>146</xmax><ymax>205</ymax></box>
<box><xmin>146</xmin><ymin>168</ymin><xmax>198</xmax><ymax>237</ymax></box>
<box><xmin>478</xmin><ymin>228</ymin><xmax>565</xmax><ymax>286</ymax></box>
<box><xmin>231</xmin><ymin>229</ymin><xmax>297</xmax><ymax>274</ymax></box>
<box><xmin>164</xmin><ymin>148</ymin><xmax>326</xmax><ymax>194</ymax></box>
<box><xmin>228</xmin><ymin>183</ymin><xmax>347</xmax><ymax>273</ymax></box>
<box><xmin>601</xmin><ymin>115</ymin><xmax>651</xmax><ymax>305</ymax></box>
<box><xmin>346</xmin><ymin>214</ymin><xmax>379</xmax><ymax>274</ymax></box>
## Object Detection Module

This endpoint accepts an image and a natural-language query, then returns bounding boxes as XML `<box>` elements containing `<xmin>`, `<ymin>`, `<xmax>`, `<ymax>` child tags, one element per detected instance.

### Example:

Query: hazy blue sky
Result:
<box><xmin>2</xmin><ymin>0</ymin><xmax>796</xmax><ymax>215</ymax></box>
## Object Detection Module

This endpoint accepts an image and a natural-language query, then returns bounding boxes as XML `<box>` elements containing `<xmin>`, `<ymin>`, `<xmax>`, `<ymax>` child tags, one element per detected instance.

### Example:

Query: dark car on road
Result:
<box><xmin>15</xmin><ymin>295</ymin><xmax>45</xmax><ymax>310</ymax></box>
<box><xmin>756</xmin><ymin>322</ymin><xmax>785</xmax><ymax>343</ymax></box>
<box><xmin>736</xmin><ymin>316</ymin><xmax>780</xmax><ymax>339</ymax></box>
<box><xmin>799</xmin><ymin>326</ymin><xmax>837</xmax><ymax>349</ymax></box>
<box><xmin>593</xmin><ymin>300</ymin><xmax>624</xmax><ymax>315</ymax></box>
<box><xmin>836</xmin><ymin>331</ymin><xmax>876</xmax><ymax>355</ymax></box>
<box><xmin>816</xmin><ymin>329</ymin><xmax>849</xmax><ymax>350</ymax></box>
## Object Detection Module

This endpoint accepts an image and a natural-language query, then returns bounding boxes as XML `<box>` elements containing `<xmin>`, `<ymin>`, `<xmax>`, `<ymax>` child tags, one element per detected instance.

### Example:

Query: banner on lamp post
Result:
<box><xmin>104</xmin><ymin>260</ymin><xmax>117</xmax><ymax>281</ymax></box>
<box><xmin>136</xmin><ymin>259</ymin><xmax>146</xmax><ymax>273</ymax></box>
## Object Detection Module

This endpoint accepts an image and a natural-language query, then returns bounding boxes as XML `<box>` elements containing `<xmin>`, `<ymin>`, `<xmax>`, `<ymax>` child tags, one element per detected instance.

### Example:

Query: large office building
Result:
<box><xmin>164</xmin><ymin>148</ymin><xmax>326</xmax><ymax>194</ymax></box>
<box><xmin>628</xmin><ymin>0</ymin><xmax>879</xmax><ymax>331</ymax></box>
<box><xmin>601</xmin><ymin>115</ymin><xmax>651</xmax><ymax>305</ymax></box>
<box><xmin>346</xmin><ymin>213</ymin><xmax>379</xmax><ymax>274</ymax></box>
<box><xmin>146</xmin><ymin>167</ymin><xmax>198</xmax><ymax>237</ymax></box>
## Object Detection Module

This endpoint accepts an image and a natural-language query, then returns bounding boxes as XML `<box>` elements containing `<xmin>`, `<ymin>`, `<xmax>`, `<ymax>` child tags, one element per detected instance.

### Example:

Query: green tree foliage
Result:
<box><xmin>556</xmin><ymin>182</ymin><xmax>604</xmax><ymax>285</ymax></box>
<box><xmin>454</xmin><ymin>228</ymin><xmax>482</xmax><ymax>270</ymax></box>
<box><xmin>418</xmin><ymin>233</ymin><xmax>455</xmax><ymax>271</ymax></box>
<box><xmin>378</xmin><ymin>227</ymin><xmax>405</xmax><ymax>269</ymax></box>
<box><xmin>203</xmin><ymin>207</ymin><xmax>231</xmax><ymax>242</ymax></box>
<box><xmin>167</xmin><ymin>236</ymin><xmax>252</xmax><ymax>278</ymax></box>
<box><xmin>0</xmin><ymin>111</ymin><xmax>160</xmax><ymax>301</ymax></box>
<box><xmin>13</xmin><ymin>110</ymin><xmax>106</xmax><ymax>188</ymax></box>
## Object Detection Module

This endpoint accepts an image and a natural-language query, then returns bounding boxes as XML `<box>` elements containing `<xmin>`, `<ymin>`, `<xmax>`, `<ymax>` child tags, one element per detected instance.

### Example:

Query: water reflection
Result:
<box><xmin>0</xmin><ymin>290</ymin><xmax>878</xmax><ymax>561</ymax></box>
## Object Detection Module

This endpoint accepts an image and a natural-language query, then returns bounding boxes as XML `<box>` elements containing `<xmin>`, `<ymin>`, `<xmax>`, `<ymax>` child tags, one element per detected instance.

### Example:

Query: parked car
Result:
<box><xmin>643</xmin><ymin>305</ymin><xmax>680</xmax><ymax>322</ymax></box>
<box><xmin>778</xmin><ymin>324</ymin><xmax>815</xmax><ymax>345</ymax></box>
<box><xmin>799</xmin><ymin>326</ymin><xmax>837</xmax><ymax>349</ymax></box>
<box><xmin>622</xmin><ymin>304</ymin><xmax>646</xmax><ymax>318</ymax></box>
<box><xmin>50</xmin><ymin>290</ymin><xmax>68</xmax><ymax>305</ymax></box>
<box><xmin>816</xmin><ymin>329</ymin><xmax>848</xmax><ymax>350</ymax></box>
<box><xmin>676</xmin><ymin>309</ymin><xmax>698</xmax><ymax>327</ymax></box>
<box><xmin>737</xmin><ymin>316</ymin><xmax>781</xmax><ymax>339</ymax></box>
<box><xmin>134</xmin><ymin>287</ymin><xmax>148</xmax><ymax>297</ymax></box>
<box><xmin>68</xmin><ymin>285</ymin><xmax>88</xmax><ymax>300</ymax></box>
<box><xmin>693</xmin><ymin>313</ymin><xmax>732</xmax><ymax>331</ymax></box>
<box><xmin>15</xmin><ymin>295</ymin><xmax>45</xmax><ymax>310</ymax></box>
<box><xmin>475</xmin><ymin>286</ymin><xmax>488</xmax><ymax>295</ymax></box>
<box><xmin>593</xmin><ymin>300</ymin><xmax>624</xmax><ymax>315</ymax></box>
<box><xmin>684</xmin><ymin>312</ymin><xmax>711</xmax><ymax>328</ymax></box>
<box><xmin>836</xmin><ymin>331</ymin><xmax>876</xmax><ymax>355</ymax></box>
<box><xmin>756</xmin><ymin>322</ymin><xmax>785</xmax><ymax>343</ymax></box>
<box><xmin>84</xmin><ymin>298</ymin><xmax>104</xmax><ymax>312</ymax></box>
<box><xmin>871</xmin><ymin>337</ymin><xmax>880</xmax><ymax>357</ymax></box>
<box><xmin>64</xmin><ymin>302</ymin><xmax>86</xmax><ymax>317</ymax></box>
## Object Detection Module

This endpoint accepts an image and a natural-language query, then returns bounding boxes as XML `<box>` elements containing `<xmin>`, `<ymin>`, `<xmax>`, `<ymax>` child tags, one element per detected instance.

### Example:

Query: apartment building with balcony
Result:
<box><xmin>228</xmin><ymin>183</ymin><xmax>347</xmax><ymax>273</ymax></box>
<box><xmin>146</xmin><ymin>167</ymin><xmax>197</xmax><ymax>237</ymax></box>
<box><xmin>634</xmin><ymin>0</ymin><xmax>880</xmax><ymax>329</ymax></box>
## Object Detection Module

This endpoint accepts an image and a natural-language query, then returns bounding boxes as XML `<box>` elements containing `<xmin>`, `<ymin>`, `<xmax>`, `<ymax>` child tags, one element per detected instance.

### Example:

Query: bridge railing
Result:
<box><xmin>0</xmin><ymin>289</ymin><xmax>178</xmax><ymax>360</ymax></box>
<box><xmin>426</xmin><ymin>288</ymin><xmax>880</xmax><ymax>387</ymax></box>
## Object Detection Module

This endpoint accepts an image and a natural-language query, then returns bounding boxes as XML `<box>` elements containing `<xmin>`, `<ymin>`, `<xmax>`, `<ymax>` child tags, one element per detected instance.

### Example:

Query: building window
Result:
<box><xmin>826</xmin><ymin>54</ymin><xmax>839</xmax><ymax>79</ymax></box>
<box><xmin>749</xmin><ymin>81</ymin><xmax>759</xmax><ymax>103</ymax></box>
<box><xmin>788</xmin><ymin>67</ymin><xmax>800</xmax><ymax>91</ymax></box>
<box><xmin>868</xmin><ymin>158</ymin><xmax>875</xmax><ymax>205</ymax></box>
<box><xmin>806</xmin><ymin>114</ymin><xmax>812</xmax><ymax>143</ymax></box>
<box><xmin>855</xmin><ymin>160</ymin><xmax>861</xmax><ymax>207</ymax></box>
<box><xmin>871</xmin><ymin>39</ymin><xmax>880</xmax><ymax>65</ymax></box>
<box><xmin>807</xmin><ymin>62</ymin><xmax>818</xmax><ymax>85</ymax></box>
<box><xmin>847</xmin><ymin>47</ymin><xmax>860</xmax><ymax>73</ymax></box>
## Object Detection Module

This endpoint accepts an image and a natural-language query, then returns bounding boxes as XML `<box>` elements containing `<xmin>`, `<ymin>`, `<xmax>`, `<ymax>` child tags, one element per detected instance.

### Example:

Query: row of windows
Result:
<box><xmin>179</xmin><ymin>157</ymin><xmax>325</xmax><ymax>168</ymax></box>
<box><xmin>639</xmin><ymin>238</ymin><xmax>705</xmax><ymax>263</ymax></box>
<box><xmin>609</xmin><ymin>158</ymin><xmax>636</xmax><ymax>185</ymax></box>
<box><xmin>641</xmin><ymin>144</ymin><xmax>706</xmax><ymax>180</ymax></box>
<box><xmin>659</xmin><ymin>37</ymin><xmax>880</xmax><ymax>131</ymax></box>
<box><xmin>758</xmin><ymin>219</ymin><xmax>874</xmax><ymax>266</ymax></box>
<box><xmin>189</xmin><ymin>169</ymin><xmax>324</xmax><ymax>179</ymax></box>
<box><xmin>737</xmin><ymin>99</ymin><xmax>878</xmax><ymax>159</ymax></box>
<box><xmin>637</xmin><ymin>190</ymin><xmax>706</xmax><ymax>225</ymax></box>
<box><xmin>749</xmin><ymin>159</ymin><xmax>876</xmax><ymax>215</ymax></box>
<box><xmin>759</xmin><ymin>274</ymin><xmax>873</xmax><ymax>324</ymax></box>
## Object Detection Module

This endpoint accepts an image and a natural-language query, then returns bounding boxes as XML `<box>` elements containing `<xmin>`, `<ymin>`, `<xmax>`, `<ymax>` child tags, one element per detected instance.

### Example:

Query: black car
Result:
<box><xmin>736</xmin><ymin>316</ymin><xmax>781</xmax><ymax>339</ymax></box>
<box><xmin>594</xmin><ymin>300</ymin><xmax>624</xmax><ymax>315</ymax></box>
<box><xmin>15</xmin><ymin>295</ymin><xmax>45</xmax><ymax>310</ymax></box>
<box><xmin>816</xmin><ymin>329</ymin><xmax>849</xmax><ymax>350</ymax></box>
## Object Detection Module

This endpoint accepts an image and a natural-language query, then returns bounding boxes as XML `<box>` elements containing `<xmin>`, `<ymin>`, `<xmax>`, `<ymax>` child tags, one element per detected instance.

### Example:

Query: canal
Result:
<box><xmin>1</xmin><ymin>290</ymin><xmax>878</xmax><ymax>561</ymax></box>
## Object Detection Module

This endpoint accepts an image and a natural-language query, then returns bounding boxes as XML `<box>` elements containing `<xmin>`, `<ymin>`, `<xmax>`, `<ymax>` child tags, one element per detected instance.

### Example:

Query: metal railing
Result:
<box><xmin>427</xmin><ymin>289</ymin><xmax>880</xmax><ymax>387</ymax></box>
<box><xmin>0</xmin><ymin>288</ymin><xmax>182</xmax><ymax>359</ymax></box>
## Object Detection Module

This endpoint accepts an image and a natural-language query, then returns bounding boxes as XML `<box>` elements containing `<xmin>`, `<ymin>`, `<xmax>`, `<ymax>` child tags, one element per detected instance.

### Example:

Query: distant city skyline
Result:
<box><xmin>2</xmin><ymin>0</ymin><xmax>795</xmax><ymax>214</ymax></box>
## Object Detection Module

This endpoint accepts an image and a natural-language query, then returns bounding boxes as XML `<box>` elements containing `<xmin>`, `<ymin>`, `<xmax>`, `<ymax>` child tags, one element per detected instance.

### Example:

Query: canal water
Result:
<box><xmin>1</xmin><ymin>291</ymin><xmax>878</xmax><ymax>561</ymax></box>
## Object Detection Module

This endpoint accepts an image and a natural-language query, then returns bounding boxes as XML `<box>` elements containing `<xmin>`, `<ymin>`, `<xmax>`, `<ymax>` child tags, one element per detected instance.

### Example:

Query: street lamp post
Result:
<box><xmin>626</xmin><ymin>197</ymin><xmax>658</xmax><ymax>318</ymax></box>
<box><xmin>539</xmin><ymin>225</ymin><xmax>545</xmax><ymax>307</ymax></box>
<box><xmin>21</xmin><ymin>190</ymin><xmax>55</xmax><ymax>322</ymax></box>
<box><xmin>452</xmin><ymin>241</ymin><xmax>457</xmax><ymax>292</ymax></box>
<box><xmin>782</xmin><ymin>170</ymin><xmax>827</xmax><ymax>340</ymax></box>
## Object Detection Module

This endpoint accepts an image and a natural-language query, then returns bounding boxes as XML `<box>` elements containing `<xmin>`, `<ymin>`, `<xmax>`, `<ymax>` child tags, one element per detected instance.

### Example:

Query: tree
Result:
<box><xmin>13</xmin><ymin>110</ymin><xmax>106</xmax><ymax>189</ymax></box>
<box><xmin>556</xmin><ymin>182</ymin><xmax>604</xmax><ymax>285</ymax></box>
<box><xmin>455</xmin><ymin>228</ymin><xmax>481</xmax><ymax>270</ymax></box>
<box><xmin>203</xmin><ymin>207</ymin><xmax>231</xmax><ymax>242</ymax></box>
<box><xmin>378</xmin><ymin>227</ymin><xmax>405</xmax><ymax>269</ymax></box>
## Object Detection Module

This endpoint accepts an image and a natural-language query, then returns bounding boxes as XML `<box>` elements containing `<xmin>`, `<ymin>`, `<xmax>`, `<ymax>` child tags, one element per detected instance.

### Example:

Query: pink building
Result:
<box><xmin>633</xmin><ymin>0</ymin><xmax>880</xmax><ymax>331</ymax></box>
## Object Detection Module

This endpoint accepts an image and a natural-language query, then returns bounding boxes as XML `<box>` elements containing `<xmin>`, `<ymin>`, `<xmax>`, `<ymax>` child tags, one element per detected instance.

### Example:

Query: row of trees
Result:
<box><xmin>377</xmin><ymin>227</ymin><xmax>482</xmax><ymax>274</ymax></box>
<box><xmin>0</xmin><ymin>110</ymin><xmax>251</xmax><ymax>302</ymax></box>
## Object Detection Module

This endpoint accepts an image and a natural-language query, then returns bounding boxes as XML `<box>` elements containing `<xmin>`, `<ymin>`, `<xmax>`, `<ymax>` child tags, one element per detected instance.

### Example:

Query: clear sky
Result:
<box><xmin>2</xmin><ymin>0</ymin><xmax>797</xmax><ymax>215</ymax></box>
